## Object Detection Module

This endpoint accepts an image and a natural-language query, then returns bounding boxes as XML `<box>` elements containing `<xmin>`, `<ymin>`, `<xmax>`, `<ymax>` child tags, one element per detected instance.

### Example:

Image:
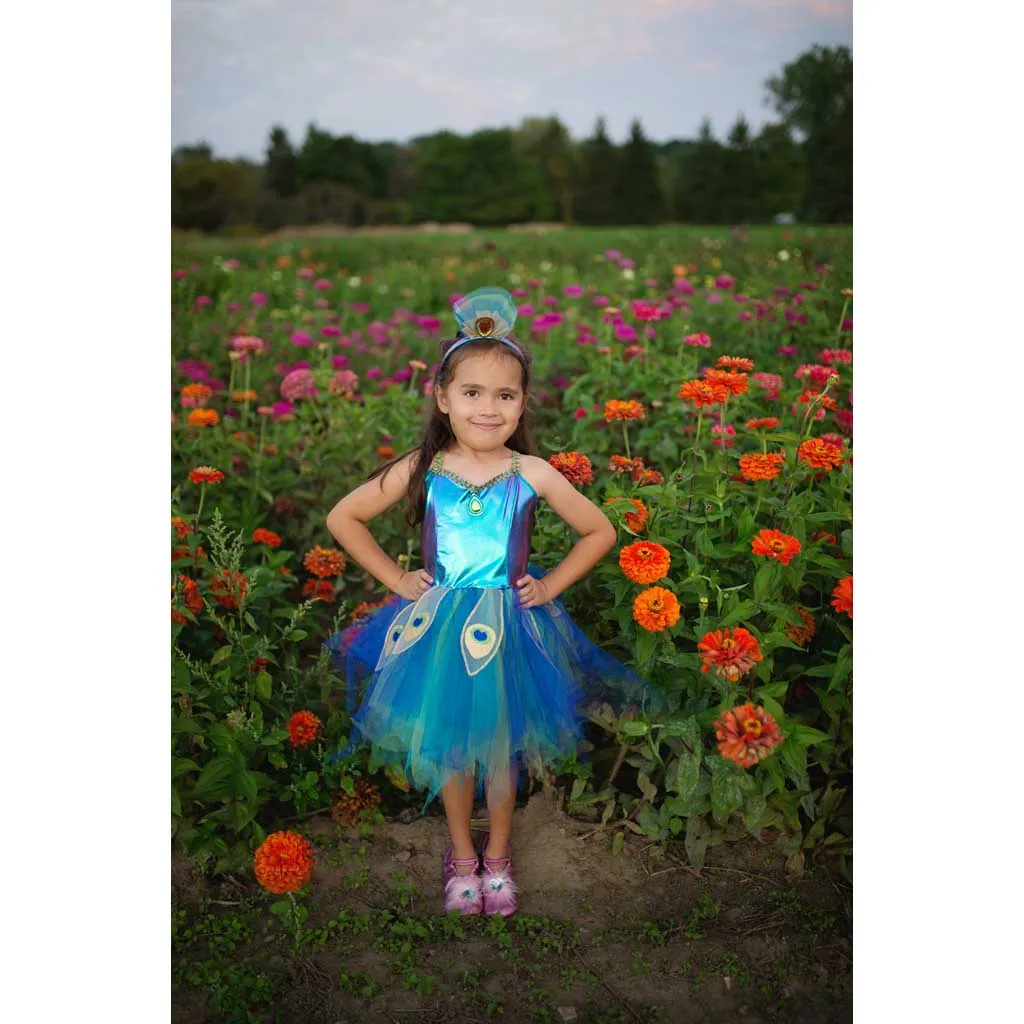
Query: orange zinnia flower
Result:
<box><xmin>831</xmin><ymin>576</ymin><xmax>853</xmax><ymax>618</ymax></box>
<box><xmin>303</xmin><ymin>546</ymin><xmax>346</xmax><ymax>578</ymax></box>
<box><xmin>253</xmin><ymin>831</ymin><xmax>314</xmax><ymax>894</ymax></box>
<box><xmin>797</xmin><ymin>389</ymin><xmax>837</xmax><ymax>411</ymax></box>
<box><xmin>180</xmin><ymin>383</ymin><xmax>214</xmax><ymax>408</ymax></box>
<box><xmin>678</xmin><ymin>379</ymin><xmax>729</xmax><ymax>408</ymax></box>
<box><xmin>698</xmin><ymin>627</ymin><xmax>763</xmax><ymax>681</ymax></box>
<box><xmin>605</xmin><ymin>497</ymin><xmax>648</xmax><ymax>533</ymax></box>
<box><xmin>288</xmin><ymin>710</ymin><xmax>323</xmax><ymax>748</ymax></box>
<box><xmin>377</xmin><ymin>445</ymin><xmax>395</xmax><ymax>460</ymax></box>
<box><xmin>784</xmin><ymin>607</ymin><xmax>816</xmax><ymax>646</ymax></box>
<box><xmin>252</xmin><ymin>528</ymin><xmax>282</xmax><ymax>548</ymax></box>
<box><xmin>636</xmin><ymin>468</ymin><xmax>664</xmax><ymax>485</ymax></box>
<box><xmin>812</xmin><ymin>531</ymin><xmax>838</xmax><ymax>546</ymax></box>
<box><xmin>172</xmin><ymin>516</ymin><xmax>192</xmax><ymax>539</ymax></box>
<box><xmin>797</xmin><ymin>438</ymin><xmax>846</xmax><ymax>471</ymax></box>
<box><xmin>716</xmin><ymin>355</ymin><xmax>755</xmax><ymax>371</ymax></box>
<box><xmin>230</xmin><ymin>389</ymin><xmax>259</xmax><ymax>402</ymax></box>
<box><xmin>609</xmin><ymin>454</ymin><xmax>644</xmax><ymax>475</ymax></box>
<box><xmin>619</xmin><ymin>540</ymin><xmax>671</xmax><ymax>584</ymax></box>
<box><xmin>738</xmin><ymin>453</ymin><xmax>786</xmax><ymax>481</ymax></box>
<box><xmin>172</xmin><ymin>544</ymin><xmax>207</xmax><ymax>561</ymax></box>
<box><xmin>302</xmin><ymin>578</ymin><xmax>335</xmax><ymax>602</ymax></box>
<box><xmin>189</xmin><ymin>466</ymin><xmax>225</xmax><ymax>485</ymax></box>
<box><xmin>746</xmin><ymin>417</ymin><xmax>781</xmax><ymax>431</ymax></box>
<box><xmin>187</xmin><ymin>408</ymin><xmax>220</xmax><ymax>428</ymax></box>
<box><xmin>209</xmin><ymin>568</ymin><xmax>248</xmax><ymax>609</ymax></box>
<box><xmin>549</xmin><ymin>451</ymin><xmax>594</xmax><ymax>486</ymax></box>
<box><xmin>603</xmin><ymin>399</ymin><xmax>646</xmax><ymax>422</ymax></box>
<box><xmin>632</xmin><ymin>586</ymin><xmax>681</xmax><ymax>632</ymax></box>
<box><xmin>704</xmin><ymin>368</ymin><xmax>749</xmax><ymax>397</ymax></box>
<box><xmin>350</xmin><ymin>597</ymin><xmax>391</xmax><ymax>621</ymax></box>
<box><xmin>176</xmin><ymin>574</ymin><xmax>204</xmax><ymax>615</ymax></box>
<box><xmin>751</xmin><ymin>529</ymin><xmax>802</xmax><ymax>565</ymax></box>
<box><xmin>714</xmin><ymin>703</ymin><xmax>784</xmax><ymax>768</ymax></box>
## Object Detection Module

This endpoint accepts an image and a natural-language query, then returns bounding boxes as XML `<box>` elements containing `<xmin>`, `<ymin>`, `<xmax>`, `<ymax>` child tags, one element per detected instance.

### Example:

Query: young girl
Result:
<box><xmin>324</xmin><ymin>286</ymin><xmax>657</xmax><ymax>916</ymax></box>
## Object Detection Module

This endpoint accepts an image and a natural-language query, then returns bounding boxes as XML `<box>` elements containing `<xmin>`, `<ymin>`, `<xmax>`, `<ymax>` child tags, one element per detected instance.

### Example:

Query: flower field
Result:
<box><xmin>171</xmin><ymin>226</ymin><xmax>853</xmax><ymax>884</ymax></box>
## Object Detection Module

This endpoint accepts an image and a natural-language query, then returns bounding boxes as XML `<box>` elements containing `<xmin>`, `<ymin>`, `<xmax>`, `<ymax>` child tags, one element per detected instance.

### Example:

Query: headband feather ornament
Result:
<box><xmin>443</xmin><ymin>286</ymin><xmax>521</xmax><ymax>365</ymax></box>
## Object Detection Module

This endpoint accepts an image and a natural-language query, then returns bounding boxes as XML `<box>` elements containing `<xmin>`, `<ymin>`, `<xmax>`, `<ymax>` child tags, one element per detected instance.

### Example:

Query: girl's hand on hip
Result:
<box><xmin>393</xmin><ymin>569</ymin><xmax>434</xmax><ymax>600</ymax></box>
<box><xmin>516</xmin><ymin>574</ymin><xmax>551</xmax><ymax>609</ymax></box>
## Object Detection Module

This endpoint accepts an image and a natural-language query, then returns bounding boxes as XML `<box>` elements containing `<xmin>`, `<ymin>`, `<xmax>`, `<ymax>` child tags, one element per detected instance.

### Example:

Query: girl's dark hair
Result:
<box><xmin>367</xmin><ymin>334</ymin><xmax>537</xmax><ymax>528</ymax></box>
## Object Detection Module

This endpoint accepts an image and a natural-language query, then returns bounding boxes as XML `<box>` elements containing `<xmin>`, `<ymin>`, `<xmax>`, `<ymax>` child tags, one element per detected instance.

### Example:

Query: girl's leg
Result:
<box><xmin>483</xmin><ymin>763</ymin><xmax>518</xmax><ymax>860</ymax></box>
<box><xmin>441</xmin><ymin>769</ymin><xmax>477</xmax><ymax>873</ymax></box>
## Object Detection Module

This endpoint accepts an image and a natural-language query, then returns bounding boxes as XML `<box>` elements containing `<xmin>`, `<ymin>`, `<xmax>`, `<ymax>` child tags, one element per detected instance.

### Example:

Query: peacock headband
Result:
<box><xmin>441</xmin><ymin>287</ymin><xmax>522</xmax><ymax>367</ymax></box>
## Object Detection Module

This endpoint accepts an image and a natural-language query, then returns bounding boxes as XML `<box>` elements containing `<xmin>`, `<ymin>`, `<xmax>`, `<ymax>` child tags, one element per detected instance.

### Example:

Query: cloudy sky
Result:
<box><xmin>172</xmin><ymin>0</ymin><xmax>851</xmax><ymax>159</ymax></box>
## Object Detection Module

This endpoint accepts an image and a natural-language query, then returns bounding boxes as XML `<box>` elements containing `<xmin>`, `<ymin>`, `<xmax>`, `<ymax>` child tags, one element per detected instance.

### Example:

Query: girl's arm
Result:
<box><xmin>325</xmin><ymin>452</ymin><xmax>420</xmax><ymax>592</ymax></box>
<box><xmin>521</xmin><ymin>456</ymin><xmax>618</xmax><ymax>602</ymax></box>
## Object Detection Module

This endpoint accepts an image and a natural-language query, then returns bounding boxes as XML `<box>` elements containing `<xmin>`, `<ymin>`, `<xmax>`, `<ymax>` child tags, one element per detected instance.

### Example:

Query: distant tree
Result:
<box><xmin>575</xmin><ymin>117</ymin><xmax>620</xmax><ymax>225</ymax></box>
<box><xmin>264</xmin><ymin>125</ymin><xmax>297</xmax><ymax>199</ymax></box>
<box><xmin>616</xmin><ymin>119</ymin><xmax>664</xmax><ymax>224</ymax></box>
<box><xmin>515</xmin><ymin>115</ymin><xmax>577</xmax><ymax>223</ymax></box>
<box><xmin>172</xmin><ymin>154</ymin><xmax>261</xmax><ymax>232</ymax></box>
<box><xmin>765</xmin><ymin>45</ymin><xmax>852</xmax><ymax>221</ymax></box>
<box><xmin>751</xmin><ymin>123</ymin><xmax>804</xmax><ymax>220</ymax></box>
<box><xmin>172</xmin><ymin>142</ymin><xmax>214</xmax><ymax>166</ymax></box>
<box><xmin>674</xmin><ymin>118</ymin><xmax>728</xmax><ymax>223</ymax></box>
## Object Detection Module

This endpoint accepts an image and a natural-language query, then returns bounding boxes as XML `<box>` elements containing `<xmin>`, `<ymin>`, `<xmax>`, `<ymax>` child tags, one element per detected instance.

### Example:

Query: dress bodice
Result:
<box><xmin>421</xmin><ymin>449</ymin><xmax>537</xmax><ymax>588</ymax></box>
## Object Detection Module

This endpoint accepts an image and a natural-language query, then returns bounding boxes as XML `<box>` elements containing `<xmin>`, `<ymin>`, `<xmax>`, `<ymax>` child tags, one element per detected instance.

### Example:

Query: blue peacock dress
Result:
<box><xmin>326</xmin><ymin>449</ymin><xmax>661</xmax><ymax>808</ymax></box>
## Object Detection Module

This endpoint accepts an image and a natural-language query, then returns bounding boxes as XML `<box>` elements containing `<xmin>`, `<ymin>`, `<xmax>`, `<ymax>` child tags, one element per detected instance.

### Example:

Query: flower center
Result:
<box><xmin>743</xmin><ymin>718</ymin><xmax>764</xmax><ymax>738</ymax></box>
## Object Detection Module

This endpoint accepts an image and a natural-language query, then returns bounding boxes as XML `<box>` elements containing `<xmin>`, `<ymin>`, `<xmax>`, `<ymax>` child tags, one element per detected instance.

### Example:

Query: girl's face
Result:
<box><xmin>436</xmin><ymin>352</ymin><xmax>526</xmax><ymax>451</ymax></box>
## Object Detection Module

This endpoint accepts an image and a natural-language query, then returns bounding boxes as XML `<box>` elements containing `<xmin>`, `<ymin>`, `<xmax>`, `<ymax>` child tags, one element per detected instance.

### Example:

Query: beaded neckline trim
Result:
<box><xmin>430</xmin><ymin>449</ymin><xmax>520</xmax><ymax>493</ymax></box>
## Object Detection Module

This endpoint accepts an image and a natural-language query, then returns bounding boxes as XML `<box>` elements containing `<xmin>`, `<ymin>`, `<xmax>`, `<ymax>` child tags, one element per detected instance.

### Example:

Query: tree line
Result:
<box><xmin>172</xmin><ymin>45</ymin><xmax>851</xmax><ymax>233</ymax></box>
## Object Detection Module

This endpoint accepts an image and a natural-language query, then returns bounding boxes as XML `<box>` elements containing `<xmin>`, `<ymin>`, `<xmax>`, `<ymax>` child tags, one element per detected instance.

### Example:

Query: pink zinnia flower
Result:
<box><xmin>631</xmin><ymin>301</ymin><xmax>662</xmax><ymax>321</ymax></box>
<box><xmin>232</xmin><ymin>335</ymin><xmax>266</xmax><ymax>354</ymax></box>
<box><xmin>776</xmin><ymin>344</ymin><xmax>799</xmax><ymax>357</ymax></box>
<box><xmin>821</xmin><ymin>348</ymin><xmax>853</xmax><ymax>365</ymax></box>
<box><xmin>518</xmin><ymin>304</ymin><xmax>534</xmax><ymax>317</ymax></box>
<box><xmin>314</xmin><ymin>278</ymin><xmax>332</xmax><ymax>290</ymax></box>
<box><xmin>297</xmin><ymin>267</ymin><xmax>315</xmax><ymax>279</ymax></box>
<box><xmin>290</xmin><ymin>330</ymin><xmax>313</xmax><ymax>347</ymax></box>
<box><xmin>715</xmin><ymin>274</ymin><xmax>735</xmax><ymax>289</ymax></box>
<box><xmin>675</xmin><ymin>278</ymin><xmax>695</xmax><ymax>295</ymax></box>
<box><xmin>574</xmin><ymin>407</ymin><xmax>588</xmax><ymax>420</ymax></box>
<box><xmin>250</xmin><ymin>292</ymin><xmax>268</xmax><ymax>307</ymax></box>
<box><xmin>321</xmin><ymin>325</ymin><xmax>340</xmax><ymax>337</ymax></box>
<box><xmin>614</xmin><ymin>323</ymin><xmax>638</xmax><ymax>343</ymax></box>
<box><xmin>331</xmin><ymin>355</ymin><xmax>350</xmax><ymax>369</ymax></box>
<box><xmin>280</xmin><ymin>368</ymin><xmax>316</xmax><ymax>402</ymax></box>
<box><xmin>195</xmin><ymin>296</ymin><xmax>212</xmax><ymax>309</ymax></box>
<box><xmin>706</xmin><ymin>291</ymin><xmax>723</xmax><ymax>304</ymax></box>
<box><xmin>562</xmin><ymin>284</ymin><xmax>582</xmax><ymax>298</ymax></box>
<box><xmin>604</xmin><ymin>249</ymin><xmax>622</xmax><ymax>260</ymax></box>
<box><xmin>711</xmin><ymin>423</ymin><xmax>736</xmax><ymax>448</ymax></box>
<box><xmin>593</xmin><ymin>295</ymin><xmax>609</xmax><ymax>307</ymax></box>
<box><xmin>542</xmin><ymin>295</ymin><xmax>559</xmax><ymax>307</ymax></box>
<box><xmin>753</xmin><ymin>372</ymin><xmax>783</xmax><ymax>399</ymax></box>
<box><xmin>841</xmin><ymin>318</ymin><xmax>853</xmax><ymax>331</ymax></box>
<box><xmin>684</xmin><ymin>333</ymin><xmax>712</xmax><ymax>348</ymax></box>
<box><xmin>366</xmin><ymin>367</ymin><xmax>382</xmax><ymax>381</ymax></box>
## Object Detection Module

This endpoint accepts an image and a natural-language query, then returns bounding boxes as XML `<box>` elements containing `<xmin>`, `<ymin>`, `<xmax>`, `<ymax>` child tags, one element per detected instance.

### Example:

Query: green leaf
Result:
<box><xmin>684</xmin><ymin>814</ymin><xmax>710</xmax><ymax>868</ymax></box>
<box><xmin>753</xmin><ymin>562</ymin><xmax>776</xmax><ymax>602</ymax></box>
<box><xmin>171</xmin><ymin>786</ymin><xmax>182</xmax><ymax>816</ymax></box>
<box><xmin>244</xmin><ymin>612</ymin><xmax>259</xmax><ymax>632</ymax></box>
<box><xmin>210</xmin><ymin>645</ymin><xmax>233</xmax><ymax>666</ymax></box>
<box><xmin>172</xmin><ymin>660</ymin><xmax>193</xmax><ymax>694</ymax></box>
<box><xmin>611</xmin><ymin>831</ymin><xmax>624</xmax><ymax>856</ymax></box>
<box><xmin>790</xmin><ymin>724</ymin><xmax>832</xmax><ymax>747</ymax></box>
<box><xmin>172</xmin><ymin>757</ymin><xmax>200</xmax><ymax>779</ymax></box>
<box><xmin>754</xmin><ymin>681</ymin><xmax>789</xmax><ymax>701</ymax></box>
<box><xmin>622</xmin><ymin>721</ymin><xmax>649</xmax><ymax>737</ymax></box>
<box><xmin>254</xmin><ymin>670</ymin><xmax>272</xmax><ymax>701</ymax></box>
<box><xmin>191</xmin><ymin>754</ymin><xmax>242</xmax><ymax>801</ymax></box>
<box><xmin>742</xmin><ymin>794</ymin><xmax>768</xmax><ymax>832</ymax></box>
<box><xmin>710</xmin><ymin>763</ymin><xmax>756</xmax><ymax>826</ymax></box>
<box><xmin>288</xmin><ymin>629</ymin><xmax>309</xmax><ymax>642</ymax></box>
<box><xmin>635</xmin><ymin>627</ymin><xmax>658</xmax><ymax>670</ymax></box>
<box><xmin>669</xmin><ymin>718</ymin><xmax>702</xmax><ymax>803</ymax></box>
<box><xmin>716</xmin><ymin>600</ymin><xmax>756</xmax><ymax>629</ymax></box>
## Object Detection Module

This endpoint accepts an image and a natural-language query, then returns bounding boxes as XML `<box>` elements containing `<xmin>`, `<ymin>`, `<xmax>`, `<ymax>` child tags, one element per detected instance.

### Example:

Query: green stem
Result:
<box><xmin>242</xmin><ymin>358</ymin><xmax>252</xmax><ymax>429</ymax></box>
<box><xmin>621</xmin><ymin>422</ymin><xmax>631</xmax><ymax>460</ymax></box>
<box><xmin>835</xmin><ymin>297</ymin><xmax>849</xmax><ymax>347</ymax></box>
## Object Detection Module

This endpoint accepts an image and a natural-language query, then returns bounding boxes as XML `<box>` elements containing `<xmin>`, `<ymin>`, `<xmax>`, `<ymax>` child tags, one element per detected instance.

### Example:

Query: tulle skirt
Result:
<box><xmin>325</xmin><ymin>567</ymin><xmax>661</xmax><ymax>808</ymax></box>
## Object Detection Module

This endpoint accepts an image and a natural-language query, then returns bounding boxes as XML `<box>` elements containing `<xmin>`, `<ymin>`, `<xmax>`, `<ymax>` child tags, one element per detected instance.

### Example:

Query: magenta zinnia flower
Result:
<box><xmin>290</xmin><ymin>330</ymin><xmax>313</xmax><ymax>347</ymax></box>
<box><xmin>563</xmin><ymin>284</ymin><xmax>583</xmax><ymax>297</ymax></box>
<box><xmin>684</xmin><ymin>333</ymin><xmax>712</xmax><ymax>348</ymax></box>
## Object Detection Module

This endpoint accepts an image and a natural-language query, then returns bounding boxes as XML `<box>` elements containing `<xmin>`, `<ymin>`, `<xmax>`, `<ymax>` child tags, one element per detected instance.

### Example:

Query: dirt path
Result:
<box><xmin>172</xmin><ymin>790</ymin><xmax>851</xmax><ymax>1023</ymax></box>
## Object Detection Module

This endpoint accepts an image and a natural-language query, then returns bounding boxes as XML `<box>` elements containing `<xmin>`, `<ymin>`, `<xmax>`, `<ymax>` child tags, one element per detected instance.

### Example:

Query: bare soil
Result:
<box><xmin>172</xmin><ymin>790</ymin><xmax>851</xmax><ymax>1023</ymax></box>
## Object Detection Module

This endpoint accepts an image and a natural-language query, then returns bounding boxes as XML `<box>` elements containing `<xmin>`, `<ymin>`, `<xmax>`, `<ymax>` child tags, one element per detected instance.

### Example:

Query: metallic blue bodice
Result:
<box><xmin>421</xmin><ymin>455</ymin><xmax>537</xmax><ymax>589</ymax></box>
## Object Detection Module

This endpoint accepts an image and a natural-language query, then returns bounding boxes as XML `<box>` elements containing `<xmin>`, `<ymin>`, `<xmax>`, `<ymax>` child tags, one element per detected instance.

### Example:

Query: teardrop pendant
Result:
<box><xmin>468</xmin><ymin>495</ymin><xmax>484</xmax><ymax>516</ymax></box>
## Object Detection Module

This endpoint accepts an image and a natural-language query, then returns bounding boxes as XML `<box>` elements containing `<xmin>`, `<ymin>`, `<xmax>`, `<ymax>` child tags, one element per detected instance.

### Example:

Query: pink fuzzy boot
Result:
<box><xmin>479</xmin><ymin>833</ymin><xmax>518</xmax><ymax>917</ymax></box>
<box><xmin>442</xmin><ymin>847</ymin><xmax>483</xmax><ymax>915</ymax></box>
